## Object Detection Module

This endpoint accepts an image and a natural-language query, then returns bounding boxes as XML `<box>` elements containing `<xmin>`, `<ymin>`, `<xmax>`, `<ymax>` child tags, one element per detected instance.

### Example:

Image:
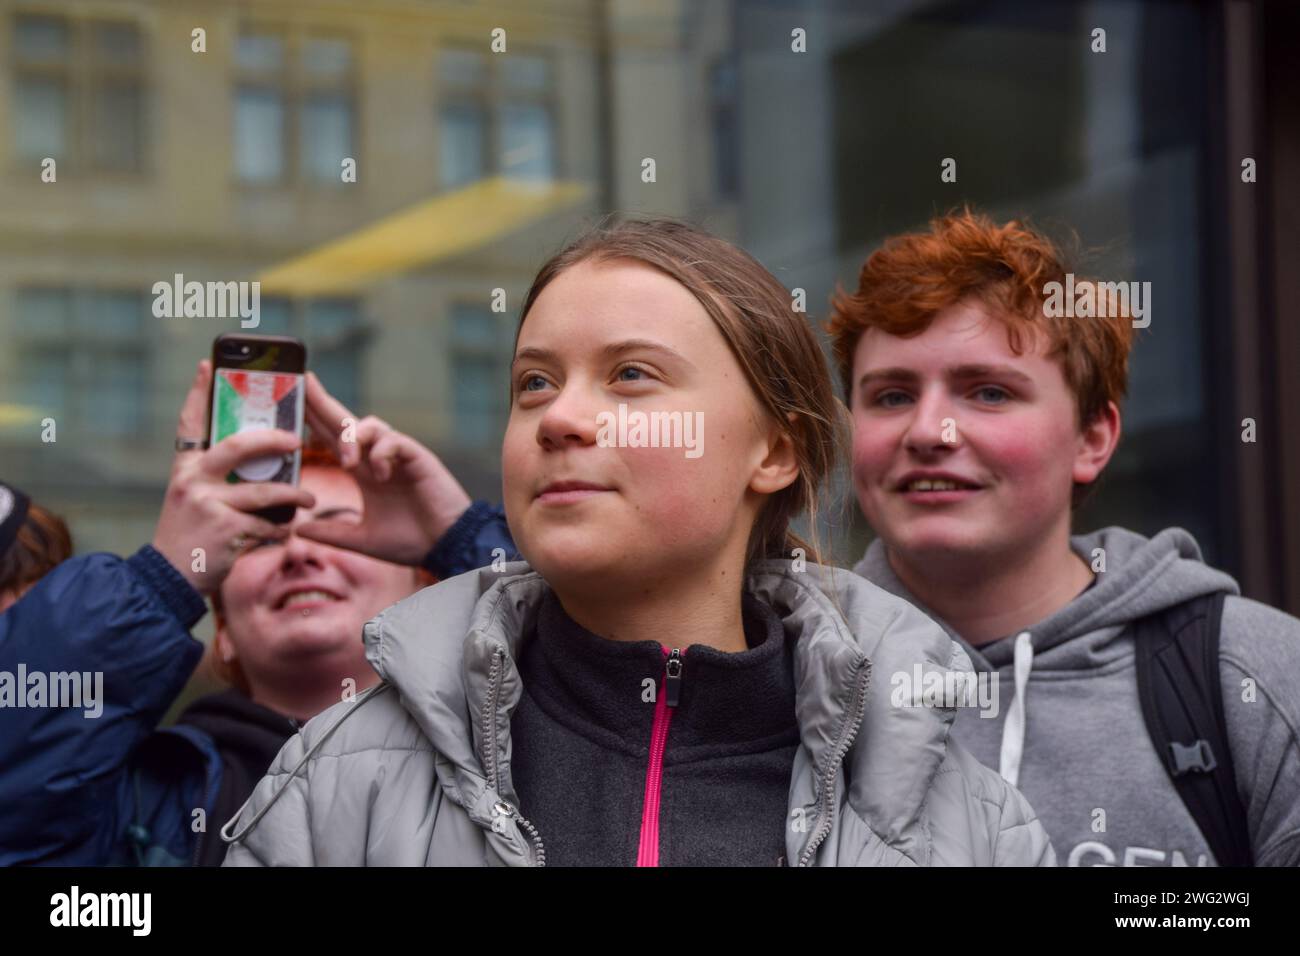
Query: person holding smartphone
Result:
<box><xmin>0</xmin><ymin>360</ymin><xmax>477</xmax><ymax>866</ymax></box>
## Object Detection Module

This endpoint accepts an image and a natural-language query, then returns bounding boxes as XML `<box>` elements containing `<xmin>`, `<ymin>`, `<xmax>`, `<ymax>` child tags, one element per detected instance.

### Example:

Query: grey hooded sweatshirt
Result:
<box><xmin>854</xmin><ymin>526</ymin><xmax>1300</xmax><ymax>867</ymax></box>
<box><xmin>221</xmin><ymin>560</ymin><xmax>1056</xmax><ymax>866</ymax></box>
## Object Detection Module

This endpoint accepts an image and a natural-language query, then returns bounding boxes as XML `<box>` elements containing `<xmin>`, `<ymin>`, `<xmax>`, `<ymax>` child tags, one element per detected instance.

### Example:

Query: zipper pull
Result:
<box><xmin>491</xmin><ymin>800</ymin><xmax>514</xmax><ymax>834</ymax></box>
<box><xmin>664</xmin><ymin>648</ymin><xmax>683</xmax><ymax>707</ymax></box>
<box><xmin>491</xmin><ymin>799</ymin><xmax>547</xmax><ymax>865</ymax></box>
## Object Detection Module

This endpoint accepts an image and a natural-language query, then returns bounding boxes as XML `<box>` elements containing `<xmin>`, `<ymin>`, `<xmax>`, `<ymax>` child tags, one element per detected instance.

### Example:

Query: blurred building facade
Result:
<box><xmin>1</xmin><ymin>0</ymin><xmax>1296</xmax><ymax>611</ymax></box>
<box><xmin>1</xmin><ymin>0</ymin><xmax>622</xmax><ymax>551</ymax></box>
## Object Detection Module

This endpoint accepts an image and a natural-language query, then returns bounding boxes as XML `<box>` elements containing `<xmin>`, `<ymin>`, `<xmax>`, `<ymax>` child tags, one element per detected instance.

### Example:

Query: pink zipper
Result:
<box><xmin>636</xmin><ymin>646</ymin><xmax>683</xmax><ymax>866</ymax></box>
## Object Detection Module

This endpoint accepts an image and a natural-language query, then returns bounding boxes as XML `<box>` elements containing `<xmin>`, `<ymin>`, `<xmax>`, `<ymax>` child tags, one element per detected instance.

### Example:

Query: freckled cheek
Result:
<box><xmin>615</xmin><ymin>422</ymin><xmax>743</xmax><ymax>536</ymax></box>
<box><xmin>616</xmin><ymin>445</ymin><xmax>715</xmax><ymax>526</ymax></box>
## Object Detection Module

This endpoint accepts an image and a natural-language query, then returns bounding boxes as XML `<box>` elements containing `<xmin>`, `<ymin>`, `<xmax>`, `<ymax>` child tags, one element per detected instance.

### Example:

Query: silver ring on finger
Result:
<box><xmin>229</xmin><ymin>534</ymin><xmax>251</xmax><ymax>553</ymax></box>
<box><xmin>175</xmin><ymin>437</ymin><xmax>210</xmax><ymax>452</ymax></box>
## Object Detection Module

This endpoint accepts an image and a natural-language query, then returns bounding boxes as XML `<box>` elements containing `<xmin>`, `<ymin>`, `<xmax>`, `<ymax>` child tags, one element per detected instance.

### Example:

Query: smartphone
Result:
<box><xmin>208</xmin><ymin>333</ymin><xmax>307</xmax><ymax>524</ymax></box>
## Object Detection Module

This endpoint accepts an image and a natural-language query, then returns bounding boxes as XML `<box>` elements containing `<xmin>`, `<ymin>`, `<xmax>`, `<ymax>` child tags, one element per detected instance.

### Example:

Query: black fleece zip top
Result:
<box><xmin>508</xmin><ymin>590</ymin><xmax>801</xmax><ymax>866</ymax></box>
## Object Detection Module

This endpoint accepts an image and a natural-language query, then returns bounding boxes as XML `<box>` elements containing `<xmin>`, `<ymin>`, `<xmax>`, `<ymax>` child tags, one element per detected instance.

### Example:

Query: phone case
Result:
<box><xmin>209</xmin><ymin>367</ymin><xmax>304</xmax><ymax>484</ymax></box>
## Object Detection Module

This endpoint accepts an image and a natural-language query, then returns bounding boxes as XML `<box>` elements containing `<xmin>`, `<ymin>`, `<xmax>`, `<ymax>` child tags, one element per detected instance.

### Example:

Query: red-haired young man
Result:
<box><xmin>828</xmin><ymin>209</ymin><xmax>1300</xmax><ymax>867</ymax></box>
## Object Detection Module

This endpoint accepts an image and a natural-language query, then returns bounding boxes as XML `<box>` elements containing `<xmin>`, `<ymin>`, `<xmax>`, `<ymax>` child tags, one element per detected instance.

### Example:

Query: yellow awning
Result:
<box><xmin>257</xmin><ymin>177</ymin><xmax>590</xmax><ymax>296</ymax></box>
<box><xmin>0</xmin><ymin>403</ymin><xmax>46</xmax><ymax>431</ymax></box>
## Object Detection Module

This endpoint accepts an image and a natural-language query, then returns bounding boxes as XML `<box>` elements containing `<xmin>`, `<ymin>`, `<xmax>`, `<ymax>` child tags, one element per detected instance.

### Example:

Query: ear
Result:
<box><xmin>1073</xmin><ymin>400</ymin><xmax>1122</xmax><ymax>486</ymax></box>
<box><xmin>213</xmin><ymin>612</ymin><xmax>236</xmax><ymax>665</ymax></box>
<box><xmin>749</xmin><ymin>413</ymin><xmax>801</xmax><ymax>496</ymax></box>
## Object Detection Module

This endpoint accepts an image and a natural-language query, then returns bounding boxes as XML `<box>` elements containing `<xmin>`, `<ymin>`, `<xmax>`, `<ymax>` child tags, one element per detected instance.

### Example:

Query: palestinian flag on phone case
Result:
<box><xmin>212</xmin><ymin>369</ymin><xmax>301</xmax><ymax>442</ymax></box>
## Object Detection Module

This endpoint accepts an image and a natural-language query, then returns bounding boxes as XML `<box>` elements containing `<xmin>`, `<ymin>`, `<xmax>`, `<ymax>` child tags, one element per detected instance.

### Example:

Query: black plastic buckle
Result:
<box><xmin>1169</xmin><ymin>739</ymin><xmax>1217</xmax><ymax>775</ymax></box>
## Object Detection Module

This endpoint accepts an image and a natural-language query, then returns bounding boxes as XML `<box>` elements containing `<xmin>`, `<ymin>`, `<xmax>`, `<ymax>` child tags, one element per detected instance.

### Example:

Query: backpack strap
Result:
<box><xmin>1133</xmin><ymin>592</ymin><xmax>1253</xmax><ymax>866</ymax></box>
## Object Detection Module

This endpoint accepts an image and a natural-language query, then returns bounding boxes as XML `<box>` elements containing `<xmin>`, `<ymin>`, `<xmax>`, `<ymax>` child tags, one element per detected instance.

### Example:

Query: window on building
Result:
<box><xmin>15</xmin><ymin>287</ymin><xmax>149</xmax><ymax>436</ymax></box>
<box><xmin>449</xmin><ymin>303</ymin><xmax>507</xmax><ymax>446</ymax></box>
<box><xmin>710</xmin><ymin>57</ymin><xmax>740</xmax><ymax>200</ymax></box>
<box><xmin>306</xmin><ymin>298</ymin><xmax>365</xmax><ymax>410</ymax></box>
<box><xmin>438</xmin><ymin>48</ymin><xmax>556</xmax><ymax>189</ymax></box>
<box><xmin>300</xmin><ymin>37</ymin><xmax>354</xmax><ymax>183</ymax></box>
<box><xmin>255</xmin><ymin>296</ymin><xmax>367</xmax><ymax>413</ymax></box>
<box><xmin>11</xmin><ymin>14</ymin><xmax>146</xmax><ymax>172</ymax></box>
<box><xmin>234</xmin><ymin>31</ymin><xmax>286</xmax><ymax>183</ymax></box>
<box><xmin>234</xmin><ymin>29</ymin><xmax>356</xmax><ymax>185</ymax></box>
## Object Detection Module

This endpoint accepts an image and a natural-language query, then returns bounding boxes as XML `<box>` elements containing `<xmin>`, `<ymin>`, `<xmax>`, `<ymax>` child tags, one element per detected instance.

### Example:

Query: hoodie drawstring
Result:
<box><xmin>998</xmin><ymin>632</ymin><xmax>1034</xmax><ymax>788</ymax></box>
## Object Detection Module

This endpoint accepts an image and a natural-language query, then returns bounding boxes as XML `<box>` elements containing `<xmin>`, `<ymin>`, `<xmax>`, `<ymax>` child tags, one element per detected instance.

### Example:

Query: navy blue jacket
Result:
<box><xmin>422</xmin><ymin>500</ymin><xmax>515</xmax><ymax>579</ymax></box>
<box><xmin>0</xmin><ymin>500</ymin><xmax>516</xmax><ymax>866</ymax></box>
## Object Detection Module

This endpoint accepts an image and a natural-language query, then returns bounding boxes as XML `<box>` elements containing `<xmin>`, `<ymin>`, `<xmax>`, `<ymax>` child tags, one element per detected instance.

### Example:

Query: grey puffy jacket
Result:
<box><xmin>221</xmin><ymin>561</ymin><xmax>1056</xmax><ymax>866</ymax></box>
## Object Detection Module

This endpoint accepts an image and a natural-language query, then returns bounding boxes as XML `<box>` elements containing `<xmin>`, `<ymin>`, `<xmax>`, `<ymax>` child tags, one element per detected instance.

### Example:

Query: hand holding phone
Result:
<box><xmin>151</xmin><ymin>360</ymin><xmax>315</xmax><ymax>596</ymax></box>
